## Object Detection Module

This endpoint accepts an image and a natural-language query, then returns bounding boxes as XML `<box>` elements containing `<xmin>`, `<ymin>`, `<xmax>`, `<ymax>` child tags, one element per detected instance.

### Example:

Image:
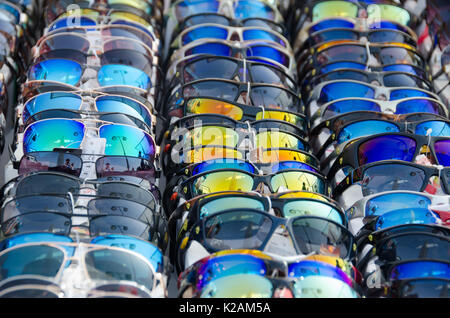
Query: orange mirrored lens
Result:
<box><xmin>185</xmin><ymin>98</ymin><xmax>244</xmax><ymax>120</ymax></box>
<box><xmin>185</xmin><ymin>147</ymin><xmax>244</xmax><ymax>163</ymax></box>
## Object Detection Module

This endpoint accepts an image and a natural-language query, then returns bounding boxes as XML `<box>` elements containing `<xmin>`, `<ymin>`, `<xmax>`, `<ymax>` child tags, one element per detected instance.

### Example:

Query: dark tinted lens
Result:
<box><xmin>183</xmin><ymin>14</ymin><xmax>230</xmax><ymax>27</ymax></box>
<box><xmin>251</xmin><ymin>86</ymin><xmax>297</xmax><ymax>108</ymax></box>
<box><xmin>358</xmin><ymin>135</ymin><xmax>416</xmax><ymax>165</ymax></box>
<box><xmin>312</xmin><ymin>29</ymin><xmax>358</xmax><ymax>44</ymax></box>
<box><xmin>291</xmin><ymin>217</ymin><xmax>352</xmax><ymax>259</ymax></box>
<box><xmin>99</xmin><ymin>113</ymin><xmax>149</xmax><ymax>132</ymax></box>
<box><xmin>1</xmin><ymin>213</ymin><xmax>71</xmax><ymax>237</ymax></box>
<box><xmin>383</xmin><ymin>74</ymin><xmax>429</xmax><ymax>90</ymax></box>
<box><xmin>398</xmin><ymin>279</ymin><xmax>450</xmax><ymax>298</ymax></box>
<box><xmin>101</xmin><ymin>50</ymin><xmax>153</xmax><ymax>75</ymax></box>
<box><xmin>96</xmin><ymin>183</ymin><xmax>155</xmax><ymax>207</ymax></box>
<box><xmin>184</xmin><ymin>58</ymin><xmax>237</xmax><ymax>81</ymax></box>
<box><xmin>84</xmin><ymin>248</ymin><xmax>155</xmax><ymax>291</ymax></box>
<box><xmin>184</xmin><ymin>81</ymin><xmax>238</xmax><ymax>100</ymax></box>
<box><xmin>16</xmin><ymin>174</ymin><xmax>80</xmax><ymax>197</ymax></box>
<box><xmin>204</xmin><ymin>211</ymin><xmax>273</xmax><ymax>250</ymax></box>
<box><xmin>96</xmin><ymin>156</ymin><xmax>155</xmax><ymax>182</ymax></box>
<box><xmin>318</xmin><ymin>46</ymin><xmax>367</xmax><ymax>65</ymax></box>
<box><xmin>0</xmin><ymin>287</ymin><xmax>60</xmax><ymax>298</ymax></box>
<box><xmin>89</xmin><ymin>215</ymin><xmax>151</xmax><ymax>240</ymax></box>
<box><xmin>87</xmin><ymin>198</ymin><xmax>155</xmax><ymax>225</ymax></box>
<box><xmin>378</xmin><ymin>234</ymin><xmax>450</xmax><ymax>263</ymax></box>
<box><xmin>19</xmin><ymin>152</ymin><xmax>82</xmax><ymax>176</ymax></box>
<box><xmin>320</xmin><ymin>70</ymin><xmax>369</xmax><ymax>82</ymax></box>
<box><xmin>361</xmin><ymin>163</ymin><xmax>426</xmax><ymax>196</ymax></box>
<box><xmin>368</xmin><ymin>30</ymin><xmax>409</xmax><ymax>44</ymax></box>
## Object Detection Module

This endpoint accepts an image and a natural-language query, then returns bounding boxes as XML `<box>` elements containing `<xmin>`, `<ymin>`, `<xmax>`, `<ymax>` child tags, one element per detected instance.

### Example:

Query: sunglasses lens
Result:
<box><xmin>291</xmin><ymin>217</ymin><xmax>352</xmax><ymax>259</ymax></box>
<box><xmin>200</xmin><ymin>274</ymin><xmax>274</xmax><ymax>298</ymax></box>
<box><xmin>90</xmin><ymin>235</ymin><xmax>163</xmax><ymax>271</ymax></box>
<box><xmin>185</xmin><ymin>126</ymin><xmax>239</xmax><ymax>148</ymax></box>
<box><xmin>283</xmin><ymin>200</ymin><xmax>344</xmax><ymax>224</ymax></box>
<box><xmin>243</xmin><ymin>30</ymin><xmax>284</xmax><ymax>47</ymax></box>
<box><xmin>186</xmin><ymin>42</ymin><xmax>231</xmax><ymax>56</ymax></box>
<box><xmin>99</xmin><ymin>124</ymin><xmax>155</xmax><ymax>160</ymax></box>
<box><xmin>414</xmin><ymin>121</ymin><xmax>450</xmax><ymax>136</ymax></box>
<box><xmin>193</xmin><ymin>159</ymin><xmax>256</xmax><ymax>175</ymax></box>
<box><xmin>197</xmin><ymin>254</ymin><xmax>268</xmax><ymax>290</ymax></box>
<box><xmin>98</xmin><ymin>65</ymin><xmax>151</xmax><ymax>90</ymax></box>
<box><xmin>293</xmin><ymin>276</ymin><xmax>359</xmax><ymax>298</ymax></box>
<box><xmin>288</xmin><ymin>260</ymin><xmax>352</xmax><ymax>286</ymax></box>
<box><xmin>319</xmin><ymin>82</ymin><xmax>374</xmax><ymax>104</ymax></box>
<box><xmin>39</xmin><ymin>34</ymin><xmax>90</xmax><ymax>54</ymax></box>
<box><xmin>390</xmin><ymin>261</ymin><xmax>450</xmax><ymax>281</ymax></box>
<box><xmin>271</xmin><ymin>171</ymin><xmax>325</xmax><ymax>194</ymax></box>
<box><xmin>49</xmin><ymin>16</ymin><xmax>97</xmax><ymax>31</ymax></box>
<box><xmin>396</xmin><ymin>99</ymin><xmax>443</xmax><ymax>115</ymax></box>
<box><xmin>390</xmin><ymin>89</ymin><xmax>435</xmax><ymax>100</ymax></box>
<box><xmin>175</xmin><ymin>0</ymin><xmax>219</xmax><ymax>20</ymax></box>
<box><xmin>96</xmin><ymin>183</ymin><xmax>155</xmax><ymax>207</ymax></box>
<box><xmin>368</xmin><ymin>30</ymin><xmax>409</xmax><ymax>44</ymax></box>
<box><xmin>19</xmin><ymin>152</ymin><xmax>82</xmax><ymax>176</ymax></box>
<box><xmin>204</xmin><ymin>211</ymin><xmax>272</xmax><ymax>249</ymax></box>
<box><xmin>277</xmin><ymin>192</ymin><xmax>329</xmax><ymax>201</ymax></box>
<box><xmin>272</xmin><ymin>162</ymin><xmax>319</xmax><ymax>173</ymax></box>
<box><xmin>0</xmin><ymin>233</ymin><xmax>73</xmax><ymax>252</ymax></box>
<box><xmin>435</xmin><ymin>140</ymin><xmax>450</xmax><ymax>166</ymax></box>
<box><xmin>84</xmin><ymin>248</ymin><xmax>155</xmax><ymax>291</ymax></box>
<box><xmin>2</xmin><ymin>212</ymin><xmax>71</xmax><ymax>237</ymax></box>
<box><xmin>96</xmin><ymin>156</ymin><xmax>155</xmax><ymax>181</ymax></box>
<box><xmin>366</xmin><ymin>193</ymin><xmax>431</xmax><ymax>217</ymax></box>
<box><xmin>96</xmin><ymin>96</ymin><xmax>152</xmax><ymax>128</ymax></box>
<box><xmin>312</xmin><ymin>1</ymin><xmax>358</xmax><ymax>21</ymax></box>
<box><xmin>0</xmin><ymin>245</ymin><xmax>65</xmax><ymax>280</ymax></box>
<box><xmin>323</xmin><ymin>100</ymin><xmax>380</xmax><ymax>118</ymax></box>
<box><xmin>259</xmin><ymin>149</ymin><xmax>317</xmax><ymax>167</ymax></box>
<box><xmin>255</xmin><ymin>111</ymin><xmax>307</xmax><ymax>131</ymax></box>
<box><xmin>183</xmin><ymin>147</ymin><xmax>244</xmax><ymax>163</ymax></box>
<box><xmin>256</xmin><ymin>131</ymin><xmax>307</xmax><ymax>151</ymax></box>
<box><xmin>200</xmin><ymin>196</ymin><xmax>265</xmax><ymax>218</ymax></box>
<box><xmin>29</xmin><ymin>59</ymin><xmax>82</xmax><ymax>86</ymax></box>
<box><xmin>23</xmin><ymin>119</ymin><xmax>85</xmax><ymax>153</ymax></box>
<box><xmin>185</xmin><ymin>98</ymin><xmax>243</xmax><ymax>120</ymax></box>
<box><xmin>246</xmin><ymin>46</ymin><xmax>289</xmax><ymax>67</ymax></box>
<box><xmin>89</xmin><ymin>215</ymin><xmax>150</xmax><ymax>240</ymax></box>
<box><xmin>251</xmin><ymin>86</ymin><xmax>297</xmax><ymax>108</ymax></box>
<box><xmin>235</xmin><ymin>0</ymin><xmax>275</xmax><ymax>19</ymax></box>
<box><xmin>361</xmin><ymin>163</ymin><xmax>426</xmax><ymax>195</ymax></box>
<box><xmin>193</xmin><ymin>171</ymin><xmax>253</xmax><ymax>195</ymax></box>
<box><xmin>23</xmin><ymin>92</ymin><xmax>81</xmax><ymax>123</ymax></box>
<box><xmin>184</xmin><ymin>14</ymin><xmax>230</xmax><ymax>27</ymax></box>
<box><xmin>375</xmin><ymin>208</ymin><xmax>440</xmax><ymax>230</ymax></box>
<box><xmin>367</xmin><ymin>4</ymin><xmax>410</xmax><ymax>26</ymax></box>
<box><xmin>398</xmin><ymin>279</ymin><xmax>450</xmax><ymax>298</ymax></box>
<box><xmin>358</xmin><ymin>135</ymin><xmax>416</xmax><ymax>165</ymax></box>
<box><xmin>107</xmin><ymin>0</ymin><xmax>151</xmax><ymax>14</ymax></box>
<box><xmin>337</xmin><ymin>120</ymin><xmax>400</xmax><ymax>144</ymax></box>
<box><xmin>182</xmin><ymin>26</ymin><xmax>228</xmax><ymax>45</ymax></box>
<box><xmin>87</xmin><ymin>198</ymin><xmax>156</xmax><ymax>224</ymax></box>
<box><xmin>310</xmin><ymin>19</ymin><xmax>355</xmax><ymax>33</ymax></box>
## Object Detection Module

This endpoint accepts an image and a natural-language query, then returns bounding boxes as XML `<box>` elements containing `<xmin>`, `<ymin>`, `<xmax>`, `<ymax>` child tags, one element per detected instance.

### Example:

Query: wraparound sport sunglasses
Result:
<box><xmin>166</xmin><ymin>55</ymin><xmax>298</xmax><ymax>93</ymax></box>
<box><xmin>327</xmin><ymin>133</ymin><xmax>450</xmax><ymax>180</ymax></box>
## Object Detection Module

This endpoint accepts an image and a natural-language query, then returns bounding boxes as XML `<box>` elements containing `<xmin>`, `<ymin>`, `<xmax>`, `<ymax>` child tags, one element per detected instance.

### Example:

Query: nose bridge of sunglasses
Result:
<box><xmin>264</xmin><ymin>224</ymin><xmax>297</xmax><ymax>256</ymax></box>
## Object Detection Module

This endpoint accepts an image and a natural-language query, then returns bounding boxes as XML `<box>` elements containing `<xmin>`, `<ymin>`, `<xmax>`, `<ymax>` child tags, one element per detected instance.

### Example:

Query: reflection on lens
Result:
<box><xmin>185</xmin><ymin>98</ymin><xmax>243</xmax><ymax>120</ymax></box>
<box><xmin>293</xmin><ymin>276</ymin><xmax>359</xmax><ymax>298</ymax></box>
<box><xmin>337</xmin><ymin>120</ymin><xmax>400</xmax><ymax>144</ymax></box>
<box><xmin>200</xmin><ymin>274</ymin><xmax>273</xmax><ymax>298</ymax></box>
<box><xmin>367</xmin><ymin>4</ymin><xmax>410</xmax><ymax>26</ymax></box>
<box><xmin>415</xmin><ymin>121</ymin><xmax>450</xmax><ymax>136</ymax></box>
<box><xmin>312</xmin><ymin>1</ymin><xmax>358</xmax><ymax>21</ymax></box>
<box><xmin>271</xmin><ymin>171</ymin><xmax>325</xmax><ymax>194</ymax></box>
<box><xmin>256</xmin><ymin>131</ymin><xmax>307</xmax><ymax>150</ymax></box>
<box><xmin>192</xmin><ymin>159</ymin><xmax>256</xmax><ymax>175</ymax></box>
<box><xmin>193</xmin><ymin>171</ymin><xmax>254</xmax><ymax>195</ymax></box>
<box><xmin>435</xmin><ymin>140</ymin><xmax>450</xmax><ymax>166</ymax></box>
<box><xmin>358</xmin><ymin>135</ymin><xmax>416</xmax><ymax>165</ymax></box>
<box><xmin>375</xmin><ymin>208</ymin><xmax>440</xmax><ymax>230</ymax></box>
<box><xmin>283</xmin><ymin>200</ymin><xmax>344</xmax><ymax>224</ymax></box>
<box><xmin>29</xmin><ymin>59</ymin><xmax>82</xmax><ymax>86</ymax></box>
<box><xmin>259</xmin><ymin>149</ymin><xmax>317</xmax><ymax>167</ymax></box>
<box><xmin>186</xmin><ymin>126</ymin><xmax>240</xmax><ymax>148</ymax></box>
<box><xmin>255</xmin><ymin>111</ymin><xmax>306</xmax><ymax>130</ymax></box>
<box><xmin>200</xmin><ymin>196</ymin><xmax>265</xmax><ymax>217</ymax></box>
<box><xmin>183</xmin><ymin>147</ymin><xmax>244</xmax><ymax>163</ymax></box>
<box><xmin>399</xmin><ymin>279</ymin><xmax>450</xmax><ymax>298</ymax></box>
<box><xmin>366</xmin><ymin>192</ymin><xmax>431</xmax><ymax>216</ymax></box>
<box><xmin>389</xmin><ymin>260</ymin><xmax>450</xmax><ymax>280</ymax></box>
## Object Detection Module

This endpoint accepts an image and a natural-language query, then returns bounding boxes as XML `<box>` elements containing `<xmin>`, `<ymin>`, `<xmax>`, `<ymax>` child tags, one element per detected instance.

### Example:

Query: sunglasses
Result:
<box><xmin>178</xmin><ymin>250</ymin><xmax>287</xmax><ymax>294</ymax></box>
<box><xmin>310</xmin><ymin>1</ymin><xmax>415</xmax><ymax>27</ymax></box>
<box><xmin>166</xmin><ymin>97</ymin><xmax>306</xmax><ymax>127</ymax></box>
<box><xmin>311</xmin><ymin>112</ymin><xmax>450</xmax><ymax>160</ymax></box>
<box><xmin>302</xmin><ymin>70</ymin><xmax>433</xmax><ymax>97</ymax></box>
<box><xmin>170</xmin><ymin>23</ymin><xmax>290</xmax><ymax>51</ymax></box>
<box><xmin>297</xmin><ymin>41</ymin><xmax>426</xmax><ymax>71</ymax></box>
<box><xmin>0</xmin><ymin>242</ymin><xmax>165</xmax><ymax>295</ymax></box>
<box><xmin>178</xmin><ymin>168</ymin><xmax>328</xmax><ymax>200</ymax></box>
<box><xmin>306</xmin><ymin>80</ymin><xmax>441</xmax><ymax>116</ymax></box>
<box><xmin>327</xmin><ymin>133</ymin><xmax>450</xmax><ymax>181</ymax></box>
<box><xmin>165</xmin><ymin>79</ymin><xmax>302</xmax><ymax>113</ymax></box>
<box><xmin>383</xmin><ymin>277</ymin><xmax>450</xmax><ymax>298</ymax></box>
<box><xmin>0</xmin><ymin>231</ymin><xmax>166</xmax><ymax>273</ymax></box>
<box><xmin>178</xmin><ymin>211</ymin><xmax>355</xmax><ymax>267</ymax></box>
<box><xmin>168</xmin><ymin>39</ymin><xmax>295</xmax><ymax>72</ymax></box>
<box><xmin>20</xmin><ymin>91</ymin><xmax>155</xmax><ymax>130</ymax></box>
<box><xmin>175</xmin><ymin>12</ymin><xmax>286</xmax><ymax>37</ymax></box>
<box><xmin>1</xmin><ymin>171</ymin><xmax>160</xmax><ymax>207</ymax></box>
<box><xmin>17</xmin><ymin>151</ymin><xmax>158</xmax><ymax>182</ymax></box>
<box><xmin>387</xmin><ymin>259</ymin><xmax>450</xmax><ymax>282</ymax></box>
<box><xmin>166</xmin><ymin>55</ymin><xmax>297</xmax><ymax>92</ymax></box>
<box><xmin>21</xmin><ymin>118</ymin><xmax>156</xmax><ymax>160</ymax></box>
<box><xmin>0</xmin><ymin>1</ymin><xmax>21</xmax><ymax>24</ymax></box>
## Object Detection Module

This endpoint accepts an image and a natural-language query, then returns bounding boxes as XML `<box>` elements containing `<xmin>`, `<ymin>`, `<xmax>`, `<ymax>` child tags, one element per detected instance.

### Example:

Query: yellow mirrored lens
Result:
<box><xmin>312</xmin><ymin>0</ymin><xmax>358</xmax><ymax>21</ymax></box>
<box><xmin>110</xmin><ymin>12</ymin><xmax>151</xmax><ymax>26</ymax></box>
<box><xmin>193</xmin><ymin>171</ymin><xmax>253</xmax><ymax>195</ymax></box>
<box><xmin>108</xmin><ymin>0</ymin><xmax>150</xmax><ymax>13</ymax></box>
<box><xmin>213</xmin><ymin>249</ymin><xmax>272</xmax><ymax>260</ymax></box>
<box><xmin>185</xmin><ymin>147</ymin><xmax>243</xmax><ymax>163</ymax></box>
<box><xmin>303</xmin><ymin>254</ymin><xmax>349</xmax><ymax>272</ymax></box>
<box><xmin>200</xmin><ymin>274</ymin><xmax>273</xmax><ymax>298</ymax></box>
<box><xmin>258</xmin><ymin>149</ymin><xmax>316</xmax><ymax>166</ymax></box>
<box><xmin>271</xmin><ymin>171</ymin><xmax>324</xmax><ymax>193</ymax></box>
<box><xmin>256</xmin><ymin>131</ymin><xmax>304</xmax><ymax>150</ymax></box>
<box><xmin>255</xmin><ymin>110</ymin><xmax>304</xmax><ymax>127</ymax></box>
<box><xmin>276</xmin><ymin>191</ymin><xmax>330</xmax><ymax>202</ymax></box>
<box><xmin>187</xmin><ymin>126</ymin><xmax>239</xmax><ymax>147</ymax></box>
<box><xmin>186</xmin><ymin>98</ymin><xmax>244</xmax><ymax>120</ymax></box>
<box><xmin>367</xmin><ymin>4</ymin><xmax>410</xmax><ymax>26</ymax></box>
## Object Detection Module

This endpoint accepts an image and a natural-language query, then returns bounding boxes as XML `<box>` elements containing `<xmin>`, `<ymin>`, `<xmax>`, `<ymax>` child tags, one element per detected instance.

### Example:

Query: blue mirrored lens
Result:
<box><xmin>375</xmin><ymin>208</ymin><xmax>440</xmax><ymax>230</ymax></box>
<box><xmin>235</xmin><ymin>0</ymin><xmax>274</xmax><ymax>19</ymax></box>
<box><xmin>288</xmin><ymin>260</ymin><xmax>353</xmax><ymax>286</ymax></box>
<box><xmin>390</xmin><ymin>89</ymin><xmax>435</xmax><ymax>100</ymax></box>
<box><xmin>200</xmin><ymin>197</ymin><xmax>265</xmax><ymax>218</ymax></box>
<box><xmin>337</xmin><ymin>120</ymin><xmax>400</xmax><ymax>144</ymax></box>
<box><xmin>23</xmin><ymin>119</ymin><xmax>85</xmax><ymax>153</ymax></box>
<box><xmin>271</xmin><ymin>161</ymin><xmax>319</xmax><ymax>173</ymax></box>
<box><xmin>186</xmin><ymin>42</ymin><xmax>231</xmax><ymax>56</ymax></box>
<box><xmin>382</xmin><ymin>64</ymin><xmax>425</xmax><ymax>77</ymax></box>
<box><xmin>283</xmin><ymin>200</ymin><xmax>344</xmax><ymax>224</ymax></box>
<box><xmin>182</xmin><ymin>26</ymin><xmax>228</xmax><ymax>45</ymax></box>
<box><xmin>0</xmin><ymin>233</ymin><xmax>74</xmax><ymax>254</ymax></box>
<box><xmin>29</xmin><ymin>59</ymin><xmax>82</xmax><ymax>86</ymax></box>
<box><xmin>192</xmin><ymin>159</ymin><xmax>255</xmax><ymax>175</ymax></box>
<box><xmin>319</xmin><ymin>82</ymin><xmax>375</xmax><ymax>104</ymax></box>
<box><xmin>320</xmin><ymin>62</ymin><xmax>366</xmax><ymax>74</ymax></box>
<box><xmin>369</xmin><ymin>21</ymin><xmax>410</xmax><ymax>33</ymax></box>
<box><xmin>324</xmin><ymin>99</ymin><xmax>381</xmax><ymax>117</ymax></box>
<box><xmin>309</xmin><ymin>19</ymin><xmax>355</xmax><ymax>33</ymax></box>
<box><xmin>390</xmin><ymin>261</ymin><xmax>450</xmax><ymax>280</ymax></box>
<box><xmin>396</xmin><ymin>99</ymin><xmax>443</xmax><ymax>115</ymax></box>
<box><xmin>414</xmin><ymin>121</ymin><xmax>450</xmax><ymax>136</ymax></box>
<box><xmin>96</xmin><ymin>96</ymin><xmax>152</xmax><ymax>128</ymax></box>
<box><xmin>98</xmin><ymin>64</ymin><xmax>151</xmax><ymax>90</ymax></box>
<box><xmin>99</xmin><ymin>124</ymin><xmax>155</xmax><ymax>160</ymax></box>
<box><xmin>366</xmin><ymin>193</ymin><xmax>432</xmax><ymax>217</ymax></box>
<box><xmin>175</xmin><ymin>0</ymin><xmax>219</xmax><ymax>20</ymax></box>
<box><xmin>246</xmin><ymin>46</ymin><xmax>288</xmax><ymax>67</ymax></box>
<box><xmin>23</xmin><ymin>92</ymin><xmax>82</xmax><ymax>123</ymax></box>
<box><xmin>90</xmin><ymin>234</ymin><xmax>163</xmax><ymax>271</ymax></box>
<box><xmin>243</xmin><ymin>30</ymin><xmax>284</xmax><ymax>47</ymax></box>
<box><xmin>50</xmin><ymin>16</ymin><xmax>97</xmax><ymax>32</ymax></box>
